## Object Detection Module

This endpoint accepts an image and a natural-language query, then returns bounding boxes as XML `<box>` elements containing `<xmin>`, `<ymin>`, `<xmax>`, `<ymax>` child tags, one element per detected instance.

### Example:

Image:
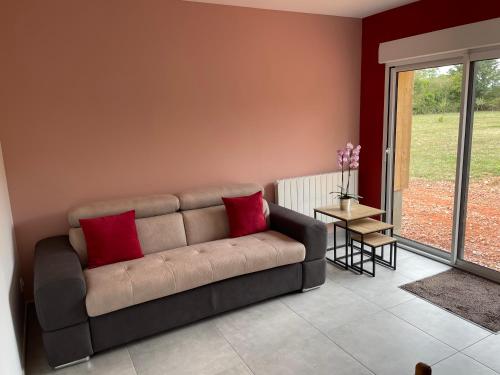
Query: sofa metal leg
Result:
<box><xmin>54</xmin><ymin>356</ymin><xmax>90</xmax><ymax>369</ymax></box>
<box><xmin>301</xmin><ymin>285</ymin><xmax>321</xmax><ymax>292</ymax></box>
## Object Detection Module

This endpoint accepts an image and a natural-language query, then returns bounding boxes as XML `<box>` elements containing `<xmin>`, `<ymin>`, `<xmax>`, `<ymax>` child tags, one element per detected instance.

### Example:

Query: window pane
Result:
<box><xmin>393</xmin><ymin>65</ymin><xmax>463</xmax><ymax>252</ymax></box>
<box><xmin>463</xmin><ymin>58</ymin><xmax>500</xmax><ymax>272</ymax></box>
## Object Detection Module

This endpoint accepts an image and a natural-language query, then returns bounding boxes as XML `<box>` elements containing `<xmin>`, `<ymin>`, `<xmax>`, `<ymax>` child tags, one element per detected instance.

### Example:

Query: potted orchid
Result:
<box><xmin>332</xmin><ymin>142</ymin><xmax>362</xmax><ymax>211</ymax></box>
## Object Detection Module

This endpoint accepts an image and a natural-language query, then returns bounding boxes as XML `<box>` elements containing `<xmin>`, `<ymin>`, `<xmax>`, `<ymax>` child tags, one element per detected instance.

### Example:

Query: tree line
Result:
<box><xmin>412</xmin><ymin>59</ymin><xmax>500</xmax><ymax>114</ymax></box>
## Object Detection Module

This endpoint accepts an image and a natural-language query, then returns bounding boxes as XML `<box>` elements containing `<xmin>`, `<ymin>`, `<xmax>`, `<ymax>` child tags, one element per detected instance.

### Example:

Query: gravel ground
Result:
<box><xmin>400</xmin><ymin>177</ymin><xmax>500</xmax><ymax>272</ymax></box>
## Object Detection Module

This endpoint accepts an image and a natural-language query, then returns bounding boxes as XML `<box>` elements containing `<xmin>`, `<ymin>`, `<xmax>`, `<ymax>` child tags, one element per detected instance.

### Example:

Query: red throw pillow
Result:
<box><xmin>222</xmin><ymin>191</ymin><xmax>268</xmax><ymax>238</ymax></box>
<box><xmin>80</xmin><ymin>210</ymin><xmax>144</xmax><ymax>268</ymax></box>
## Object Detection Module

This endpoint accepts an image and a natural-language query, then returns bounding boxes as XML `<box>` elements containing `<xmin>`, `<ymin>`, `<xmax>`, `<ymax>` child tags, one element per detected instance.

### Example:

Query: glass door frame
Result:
<box><xmin>456</xmin><ymin>48</ymin><xmax>500</xmax><ymax>282</ymax></box>
<box><xmin>382</xmin><ymin>48</ymin><xmax>500</xmax><ymax>282</ymax></box>
<box><xmin>384</xmin><ymin>57</ymin><xmax>468</xmax><ymax>264</ymax></box>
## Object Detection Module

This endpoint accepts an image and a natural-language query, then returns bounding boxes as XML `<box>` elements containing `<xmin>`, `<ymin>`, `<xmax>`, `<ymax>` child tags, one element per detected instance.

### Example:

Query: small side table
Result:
<box><xmin>314</xmin><ymin>204</ymin><xmax>397</xmax><ymax>276</ymax></box>
<box><xmin>349</xmin><ymin>230</ymin><xmax>397</xmax><ymax>276</ymax></box>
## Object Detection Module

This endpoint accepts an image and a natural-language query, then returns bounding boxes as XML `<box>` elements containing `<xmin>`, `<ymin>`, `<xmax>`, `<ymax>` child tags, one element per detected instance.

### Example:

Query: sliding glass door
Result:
<box><xmin>388</xmin><ymin>62</ymin><xmax>464</xmax><ymax>259</ymax></box>
<box><xmin>461</xmin><ymin>58</ymin><xmax>500</xmax><ymax>272</ymax></box>
<box><xmin>385</xmin><ymin>52</ymin><xmax>500</xmax><ymax>278</ymax></box>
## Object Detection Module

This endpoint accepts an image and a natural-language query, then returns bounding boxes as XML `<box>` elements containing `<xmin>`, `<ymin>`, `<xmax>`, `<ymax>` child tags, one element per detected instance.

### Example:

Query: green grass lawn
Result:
<box><xmin>410</xmin><ymin>111</ymin><xmax>500</xmax><ymax>181</ymax></box>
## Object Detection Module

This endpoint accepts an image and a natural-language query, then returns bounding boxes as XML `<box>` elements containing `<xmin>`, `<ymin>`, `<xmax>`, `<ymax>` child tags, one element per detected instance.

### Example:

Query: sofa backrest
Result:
<box><xmin>178</xmin><ymin>183</ymin><xmax>267</xmax><ymax>245</ymax></box>
<box><xmin>67</xmin><ymin>183</ymin><xmax>268</xmax><ymax>266</ymax></box>
<box><xmin>68</xmin><ymin>194</ymin><xmax>186</xmax><ymax>266</ymax></box>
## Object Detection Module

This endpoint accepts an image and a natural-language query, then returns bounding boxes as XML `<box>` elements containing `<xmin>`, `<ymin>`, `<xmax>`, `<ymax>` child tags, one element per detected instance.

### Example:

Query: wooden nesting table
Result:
<box><xmin>314</xmin><ymin>204</ymin><xmax>397</xmax><ymax>276</ymax></box>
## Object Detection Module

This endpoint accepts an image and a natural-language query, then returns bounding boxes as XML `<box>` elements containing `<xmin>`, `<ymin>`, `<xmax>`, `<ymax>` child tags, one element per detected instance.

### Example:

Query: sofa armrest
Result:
<box><xmin>269</xmin><ymin>203</ymin><xmax>327</xmax><ymax>262</ymax></box>
<box><xmin>34</xmin><ymin>236</ymin><xmax>88</xmax><ymax>332</ymax></box>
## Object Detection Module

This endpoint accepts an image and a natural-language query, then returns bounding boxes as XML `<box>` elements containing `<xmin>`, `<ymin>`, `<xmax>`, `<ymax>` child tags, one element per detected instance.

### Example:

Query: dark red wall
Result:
<box><xmin>359</xmin><ymin>0</ymin><xmax>500</xmax><ymax>207</ymax></box>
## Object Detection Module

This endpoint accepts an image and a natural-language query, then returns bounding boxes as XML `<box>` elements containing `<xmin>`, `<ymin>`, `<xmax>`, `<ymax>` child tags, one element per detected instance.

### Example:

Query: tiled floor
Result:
<box><xmin>26</xmin><ymin>249</ymin><xmax>499</xmax><ymax>375</ymax></box>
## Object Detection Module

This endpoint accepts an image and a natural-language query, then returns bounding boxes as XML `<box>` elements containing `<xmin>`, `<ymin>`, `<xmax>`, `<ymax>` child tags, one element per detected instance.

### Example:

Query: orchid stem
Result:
<box><xmin>341</xmin><ymin>164</ymin><xmax>344</xmax><ymax>197</ymax></box>
<box><xmin>346</xmin><ymin>165</ymin><xmax>350</xmax><ymax>196</ymax></box>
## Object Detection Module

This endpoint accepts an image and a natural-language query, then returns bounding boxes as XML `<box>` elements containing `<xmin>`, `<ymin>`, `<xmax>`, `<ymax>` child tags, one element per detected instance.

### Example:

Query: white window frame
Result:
<box><xmin>381</xmin><ymin>44</ymin><xmax>500</xmax><ymax>282</ymax></box>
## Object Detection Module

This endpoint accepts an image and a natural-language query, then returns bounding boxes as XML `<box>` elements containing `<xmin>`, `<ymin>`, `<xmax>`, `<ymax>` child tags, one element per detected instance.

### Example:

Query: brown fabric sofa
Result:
<box><xmin>34</xmin><ymin>183</ymin><xmax>327</xmax><ymax>368</ymax></box>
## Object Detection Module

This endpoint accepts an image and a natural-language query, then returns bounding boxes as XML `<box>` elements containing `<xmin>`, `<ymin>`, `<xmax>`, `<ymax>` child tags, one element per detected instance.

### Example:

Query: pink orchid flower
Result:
<box><xmin>334</xmin><ymin>142</ymin><xmax>361</xmax><ymax>200</ymax></box>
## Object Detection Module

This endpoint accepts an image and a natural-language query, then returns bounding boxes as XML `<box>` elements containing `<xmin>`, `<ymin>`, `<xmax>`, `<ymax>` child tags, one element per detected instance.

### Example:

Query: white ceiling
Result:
<box><xmin>184</xmin><ymin>0</ymin><xmax>418</xmax><ymax>18</ymax></box>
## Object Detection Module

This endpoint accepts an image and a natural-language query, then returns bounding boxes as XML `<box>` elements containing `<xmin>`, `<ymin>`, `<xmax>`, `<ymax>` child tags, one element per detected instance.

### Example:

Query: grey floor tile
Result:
<box><xmin>364</xmin><ymin>287</ymin><xmax>417</xmax><ymax>309</ymax></box>
<box><xmin>215</xmin><ymin>300</ymin><xmax>373</xmax><ymax>375</ymax></box>
<box><xmin>353</xmin><ymin>278</ymin><xmax>416</xmax><ymax>309</ymax></box>
<box><xmin>128</xmin><ymin>319</ymin><xmax>250</xmax><ymax>375</ymax></box>
<box><xmin>212</xmin><ymin>362</ymin><xmax>254</xmax><ymax>375</ymax></box>
<box><xmin>326</xmin><ymin>310</ymin><xmax>456</xmax><ymax>375</ymax></box>
<box><xmin>395</xmin><ymin>255</ymin><xmax>451</xmax><ymax>281</ymax></box>
<box><xmin>432</xmin><ymin>353</ymin><xmax>498</xmax><ymax>375</ymax></box>
<box><xmin>462</xmin><ymin>334</ymin><xmax>500</xmax><ymax>373</ymax></box>
<box><xmin>27</xmin><ymin>346</ymin><xmax>136</xmax><ymax>375</ymax></box>
<box><xmin>281</xmin><ymin>279</ymin><xmax>382</xmax><ymax>333</ymax></box>
<box><xmin>327</xmin><ymin>263</ymin><xmax>416</xmax><ymax>308</ymax></box>
<box><xmin>389</xmin><ymin>298</ymin><xmax>490</xmax><ymax>350</ymax></box>
<box><xmin>396</xmin><ymin>248</ymin><xmax>418</xmax><ymax>260</ymax></box>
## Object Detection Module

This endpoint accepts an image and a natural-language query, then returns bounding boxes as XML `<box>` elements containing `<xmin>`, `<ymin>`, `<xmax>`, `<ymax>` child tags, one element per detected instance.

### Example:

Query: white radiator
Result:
<box><xmin>275</xmin><ymin>171</ymin><xmax>358</xmax><ymax>223</ymax></box>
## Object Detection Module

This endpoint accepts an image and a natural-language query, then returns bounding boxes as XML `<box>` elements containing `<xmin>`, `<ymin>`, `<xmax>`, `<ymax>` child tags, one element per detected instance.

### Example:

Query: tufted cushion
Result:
<box><xmin>84</xmin><ymin>230</ymin><xmax>305</xmax><ymax>316</ymax></box>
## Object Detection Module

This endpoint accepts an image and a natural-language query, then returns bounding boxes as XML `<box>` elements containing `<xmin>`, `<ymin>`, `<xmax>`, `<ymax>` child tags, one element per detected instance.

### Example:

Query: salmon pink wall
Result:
<box><xmin>359</xmin><ymin>0</ymin><xmax>500</xmax><ymax>208</ymax></box>
<box><xmin>0</xmin><ymin>0</ymin><xmax>361</xmax><ymax>297</ymax></box>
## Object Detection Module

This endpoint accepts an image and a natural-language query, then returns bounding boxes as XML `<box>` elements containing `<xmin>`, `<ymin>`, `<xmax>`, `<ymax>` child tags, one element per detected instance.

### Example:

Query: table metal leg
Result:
<box><xmin>360</xmin><ymin>234</ymin><xmax>364</xmax><ymax>274</ymax></box>
<box><xmin>326</xmin><ymin>222</ymin><xmax>350</xmax><ymax>271</ymax></box>
<box><xmin>333</xmin><ymin>223</ymin><xmax>338</xmax><ymax>263</ymax></box>
<box><xmin>372</xmin><ymin>246</ymin><xmax>376</xmax><ymax>276</ymax></box>
<box><xmin>394</xmin><ymin>242</ymin><xmax>397</xmax><ymax>270</ymax></box>
<box><xmin>344</xmin><ymin>221</ymin><xmax>349</xmax><ymax>270</ymax></box>
<box><xmin>333</xmin><ymin>223</ymin><xmax>337</xmax><ymax>253</ymax></box>
<box><xmin>389</xmin><ymin>243</ymin><xmax>393</xmax><ymax>267</ymax></box>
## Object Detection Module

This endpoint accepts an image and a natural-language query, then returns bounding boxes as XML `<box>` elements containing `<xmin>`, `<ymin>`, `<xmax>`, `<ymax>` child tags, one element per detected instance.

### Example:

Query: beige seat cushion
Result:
<box><xmin>84</xmin><ymin>230</ymin><xmax>305</xmax><ymax>317</ymax></box>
